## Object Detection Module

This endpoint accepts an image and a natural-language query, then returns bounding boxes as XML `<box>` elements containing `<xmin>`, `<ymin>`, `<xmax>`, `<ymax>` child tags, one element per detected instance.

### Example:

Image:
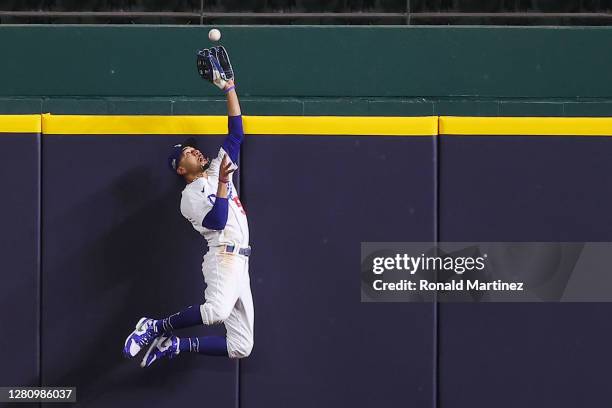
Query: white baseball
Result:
<box><xmin>208</xmin><ymin>28</ymin><xmax>221</xmax><ymax>42</ymax></box>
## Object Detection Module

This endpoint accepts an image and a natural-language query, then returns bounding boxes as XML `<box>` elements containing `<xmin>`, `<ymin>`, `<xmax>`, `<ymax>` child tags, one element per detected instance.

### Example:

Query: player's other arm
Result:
<box><xmin>202</xmin><ymin>156</ymin><xmax>236</xmax><ymax>230</ymax></box>
<box><xmin>221</xmin><ymin>79</ymin><xmax>244</xmax><ymax>164</ymax></box>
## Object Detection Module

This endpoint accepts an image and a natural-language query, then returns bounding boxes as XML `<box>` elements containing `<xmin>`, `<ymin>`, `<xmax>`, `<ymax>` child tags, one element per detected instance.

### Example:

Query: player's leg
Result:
<box><xmin>142</xmin><ymin>289</ymin><xmax>253</xmax><ymax>367</ymax></box>
<box><xmin>140</xmin><ymin>334</ymin><xmax>230</xmax><ymax>368</ymax></box>
<box><xmin>224</xmin><ymin>295</ymin><xmax>254</xmax><ymax>359</ymax></box>
<box><xmin>123</xmin><ymin>303</ymin><xmax>214</xmax><ymax>359</ymax></box>
<box><xmin>124</xmin><ymin>312</ymin><xmax>198</xmax><ymax>359</ymax></box>
<box><xmin>124</xmin><ymin>251</ymin><xmax>242</xmax><ymax>359</ymax></box>
<box><xmin>223</xmin><ymin>260</ymin><xmax>255</xmax><ymax>359</ymax></box>
<box><xmin>199</xmin><ymin>251</ymin><xmax>245</xmax><ymax>325</ymax></box>
<box><xmin>140</xmin><ymin>298</ymin><xmax>253</xmax><ymax>368</ymax></box>
<box><xmin>163</xmin><ymin>252</ymin><xmax>243</xmax><ymax>330</ymax></box>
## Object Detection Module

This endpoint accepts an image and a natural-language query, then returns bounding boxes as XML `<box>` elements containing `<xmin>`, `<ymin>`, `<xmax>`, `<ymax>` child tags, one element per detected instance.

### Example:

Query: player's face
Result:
<box><xmin>179</xmin><ymin>146</ymin><xmax>209</xmax><ymax>175</ymax></box>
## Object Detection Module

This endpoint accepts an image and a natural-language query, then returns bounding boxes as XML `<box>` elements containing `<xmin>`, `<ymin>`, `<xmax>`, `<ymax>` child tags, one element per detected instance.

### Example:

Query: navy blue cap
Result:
<box><xmin>168</xmin><ymin>137</ymin><xmax>197</xmax><ymax>173</ymax></box>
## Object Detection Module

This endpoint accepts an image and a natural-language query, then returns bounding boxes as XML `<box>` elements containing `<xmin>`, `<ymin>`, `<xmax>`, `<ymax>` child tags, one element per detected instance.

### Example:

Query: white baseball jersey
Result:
<box><xmin>181</xmin><ymin>145</ymin><xmax>255</xmax><ymax>359</ymax></box>
<box><xmin>180</xmin><ymin>147</ymin><xmax>249</xmax><ymax>248</ymax></box>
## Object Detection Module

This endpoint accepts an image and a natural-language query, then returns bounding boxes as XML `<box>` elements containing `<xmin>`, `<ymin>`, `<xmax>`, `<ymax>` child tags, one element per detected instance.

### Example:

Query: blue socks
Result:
<box><xmin>152</xmin><ymin>306</ymin><xmax>228</xmax><ymax>356</ymax></box>
<box><xmin>179</xmin><ymin>336</ymin><xmax>228</xmax><ymax>356</ymax></box>
<box><xmin>154</xmin><ymin>305</ymin><xmax>203</xmax><ymax>333</ymax></box>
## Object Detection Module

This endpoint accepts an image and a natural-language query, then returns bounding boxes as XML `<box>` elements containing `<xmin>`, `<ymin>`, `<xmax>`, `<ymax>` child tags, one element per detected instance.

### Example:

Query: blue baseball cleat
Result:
<box><xmin>140</xmin><ymin>335</ymin><xmax>180</xmax><ymax>368</ymax></box>
<box><xmin>123</xmin><ymin>317</ymin><xmax>160</xmax><ymax>358</ymax></box>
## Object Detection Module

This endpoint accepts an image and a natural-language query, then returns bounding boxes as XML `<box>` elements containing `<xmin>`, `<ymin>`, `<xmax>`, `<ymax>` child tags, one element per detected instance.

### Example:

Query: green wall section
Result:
<box><xmin>2</xmin><ymin>26</ymin><xmax>612</xmax><ymax>99</ymax></box>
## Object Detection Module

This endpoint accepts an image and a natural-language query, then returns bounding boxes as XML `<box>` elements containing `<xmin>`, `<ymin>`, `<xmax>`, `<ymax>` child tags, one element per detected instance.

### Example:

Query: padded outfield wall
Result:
<box><xmin>1</xmin><ymin>26</ymin><xmax>612</xmax><ymax>408</ymax></box>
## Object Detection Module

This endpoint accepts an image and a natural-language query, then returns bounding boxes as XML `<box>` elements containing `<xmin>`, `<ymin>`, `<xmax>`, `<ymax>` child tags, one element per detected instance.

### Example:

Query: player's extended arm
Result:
<box><xmin>221</xmin><ymin>79</ymin><xmax>244</xmax><ymax>164</ymax></box>
<box><xmin>225</xmin><ymin>79</ymin><xmax>240</xmax><ymax>116</ymax></box>
<box><xmin>202</xmin><ymin>156</ymin><xmax>236</xmax><ymax>230</ymax></box>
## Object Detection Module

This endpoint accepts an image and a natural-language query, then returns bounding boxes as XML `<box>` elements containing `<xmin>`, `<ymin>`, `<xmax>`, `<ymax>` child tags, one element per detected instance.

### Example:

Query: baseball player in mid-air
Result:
<box><xmin>123</xmin><ymin>46</ymin><xmax>254</xmax><ymax>367</ymax></box>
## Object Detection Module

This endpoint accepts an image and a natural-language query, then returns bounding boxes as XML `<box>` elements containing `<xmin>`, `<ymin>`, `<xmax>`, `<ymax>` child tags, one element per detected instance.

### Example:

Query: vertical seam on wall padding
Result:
<box><xmin>236</xmin><ymin>135</ymin><xmax>243</xmax><ymax>408</ymax></box>
<box><xmin>433</xmin><ymin>116</ymin><xmax>440</xmax><ymax>408</ymax></box>
<box><xmin>37</xmin><ymin>107</ymin><xmax>43</xmax><ymax>408</ymax></box>
<box><xmin>236</xmin><ymin>360</ymin><xmax>241</xmax><ymax>408</ymax></box>
<box><xmin>37</xmin><ymin>115</ymin><xmax>43</xmax><ymax>404</ymax></box>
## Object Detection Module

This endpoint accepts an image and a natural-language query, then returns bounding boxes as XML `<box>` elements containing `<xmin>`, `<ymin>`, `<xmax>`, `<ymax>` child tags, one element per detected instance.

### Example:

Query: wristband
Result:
<box><xmin>223</xmin><ymin>85</ymin><xmax>236</xmax><ymax>94</ymax></box>
<box><xmin>219</xmin><ymin>178</ymin><xmax>230</xmax><ymax>183</ymax></box>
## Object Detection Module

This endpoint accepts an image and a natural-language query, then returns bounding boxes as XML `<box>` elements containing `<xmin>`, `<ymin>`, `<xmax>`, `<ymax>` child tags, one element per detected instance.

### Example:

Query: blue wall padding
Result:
<box><xmin>438</xmin><ymin>136</ymin><xmax>612</xmax><ymax>408</ymax></box>
<box><xmin>40</xmin><ymin>135</ymin><xmax>237</xmax><ymax>407</ymax></box>
<box><xmin>239</xmin><ymin>136</ymin><xmax>436</xmax><ymax>408</ymax></box>
<box><xmin>5</xmin><ymin>131</ymin><xmax>612</xmax><ymax>408</ymax></box>
<box><xmin>0</xmin><ymin>133</ymin><xmax>39</xmax><ymax>388</ymax></box>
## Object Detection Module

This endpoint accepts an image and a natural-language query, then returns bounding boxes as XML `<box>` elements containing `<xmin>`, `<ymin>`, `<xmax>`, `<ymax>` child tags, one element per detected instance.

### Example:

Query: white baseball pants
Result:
<box><xmin>199</xmin><ymin>248</ymin><xmax>254</xmax><ymax>359</ymax></box>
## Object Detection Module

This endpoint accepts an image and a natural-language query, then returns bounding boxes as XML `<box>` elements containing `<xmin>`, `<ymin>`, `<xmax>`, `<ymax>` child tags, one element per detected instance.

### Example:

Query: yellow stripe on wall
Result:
<box><xmin>41</xmin><ymin>114</ymin><xmax>439</xmax><ymax>136</ymax></box>
<box><xmin>244</xmin><ymin>116</ymin><xmax>439</xmax><ymax>136</ymax></box>
<box><xmin>439</xmin><ymin>116</ymin><xmax>612</xmax><ymax>136</ymax></box>
<box><xmin>2</xmin><ymin>114</ymin><xmax>612</xmax><ymax>136</ymax></box>
<box><xmin>0</xmin><ymin>115</ymin><xmax>41</xmax><ymax>133</ymax></box>
<box><xmin>42</xmin><ymin>114</ymin><xmax>229</xmax><ymax>135</ymax></box>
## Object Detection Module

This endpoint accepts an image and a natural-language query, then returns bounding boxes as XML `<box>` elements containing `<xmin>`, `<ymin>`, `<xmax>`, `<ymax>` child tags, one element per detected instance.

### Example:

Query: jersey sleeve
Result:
<box><xmin>221</xmin><ymin>115</ymin><xmax>244</xmax><ymax>164</ymax></box>
<box><xmin>207</xmin><ymin>115</ymin><xmax>243</xmax><ymax>177</ymax></box>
